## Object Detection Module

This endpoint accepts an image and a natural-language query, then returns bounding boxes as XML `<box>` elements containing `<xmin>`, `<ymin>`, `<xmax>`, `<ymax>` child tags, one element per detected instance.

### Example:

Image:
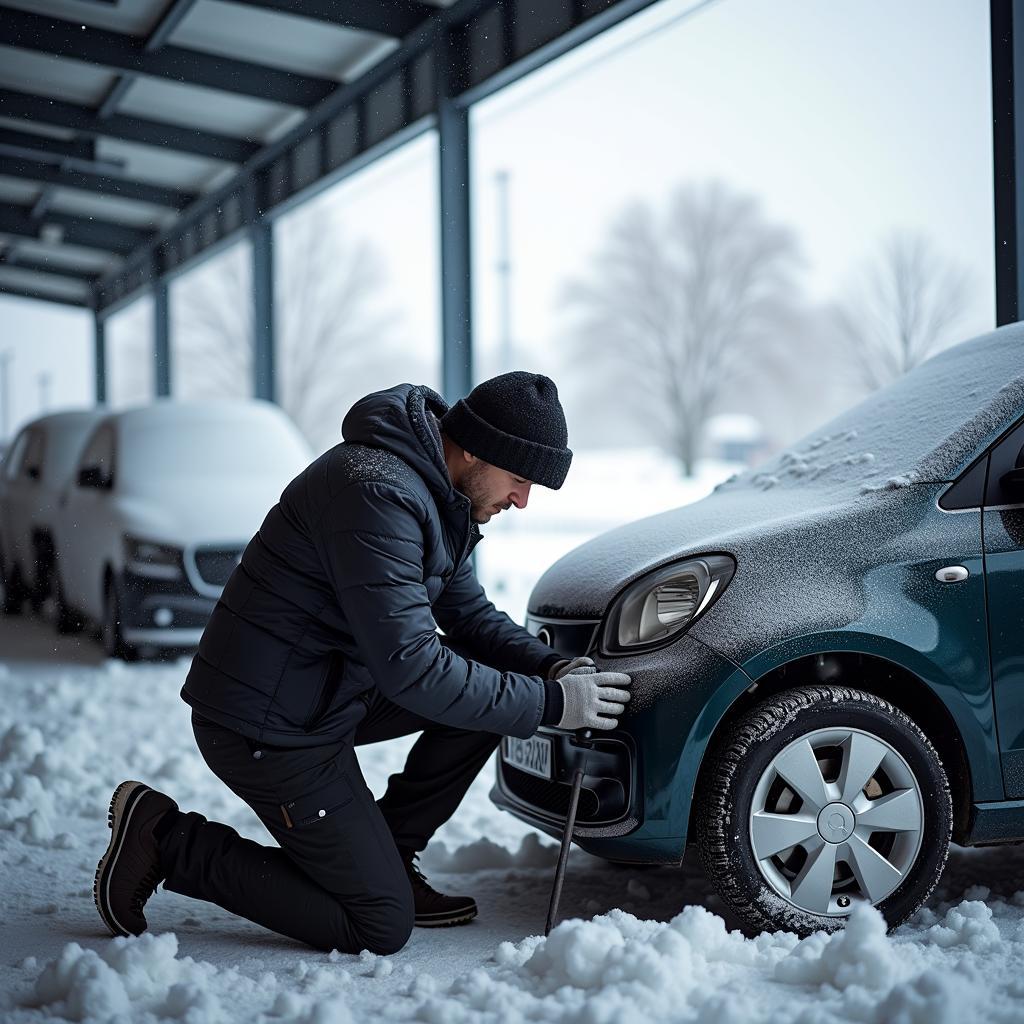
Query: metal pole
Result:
<box><xmin>94</xmin><ymin>312</ymin><xmax>107</xmax><ymax>404</ymax></box>
<box><xmin>495</xmin><ymin>169</ymin><xmax>512</xmax><ymax>373</ymax></box>
<box><xmin>154</xmin><ymin>276</ymin><xmax>170</xmax><ymax>396</ymax></box>
<box><xmin>252</xmin><ymin>218</ymin><xmax>275</xmax><ymax>402</ymax></box>
<box><xmin>437</xmin><ymin>32</ymin><xmax>473</xmax><ymax>403</ymax></box>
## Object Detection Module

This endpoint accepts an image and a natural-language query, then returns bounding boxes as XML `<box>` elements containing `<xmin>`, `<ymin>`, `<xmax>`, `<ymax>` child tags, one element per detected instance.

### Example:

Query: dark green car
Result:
<box><xmin>491</xmin><ymin>323</ymin><xmax>1024</xmax><ymax>936</ymax></box>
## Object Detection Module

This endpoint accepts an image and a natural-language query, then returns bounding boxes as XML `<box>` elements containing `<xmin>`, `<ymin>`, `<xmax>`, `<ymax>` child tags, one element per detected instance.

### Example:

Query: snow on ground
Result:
<box><xmin>3</xmin><ymin>615</ymin><xmax>1024</xmax><ymax>1022</ymax></box>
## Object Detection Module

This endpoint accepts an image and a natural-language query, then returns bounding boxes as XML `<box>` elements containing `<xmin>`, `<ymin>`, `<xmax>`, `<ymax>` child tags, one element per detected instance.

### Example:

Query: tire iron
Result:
<box><xmin>544</xmin><ymin>726</ymin><xmax>593</xmax><ymax>936</ymax></box>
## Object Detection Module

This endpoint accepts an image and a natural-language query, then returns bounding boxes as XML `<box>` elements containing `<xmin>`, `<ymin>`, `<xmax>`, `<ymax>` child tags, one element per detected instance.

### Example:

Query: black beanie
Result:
<box><xmin>440</xmin><ymin>371</ymin><xmax>573</xmax><ymax>490</ymax></box>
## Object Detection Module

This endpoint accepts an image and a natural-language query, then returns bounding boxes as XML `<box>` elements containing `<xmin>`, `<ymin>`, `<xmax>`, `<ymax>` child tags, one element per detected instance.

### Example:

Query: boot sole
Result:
<box><xmin>414</xmin><ymin>906</ymin><xmax>478</xmax><ymax>927</ymax></box>
<box><xmin>94</xmin><ymin>780</ymin><xmax>149</xmax><ymax>938</ymax></box>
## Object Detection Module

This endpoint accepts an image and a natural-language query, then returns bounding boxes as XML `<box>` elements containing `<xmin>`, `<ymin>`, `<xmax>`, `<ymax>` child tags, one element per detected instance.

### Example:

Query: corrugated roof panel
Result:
<box><xmin>9</xmin><ymin>237</ymin><xmax>117</xmax><ymax>273</ymax></box>
<box><xmin>0</xmin><ymin>178</ymin><xmax>40</xmax><ymax>203</ymax></box>
<box><xmin>0</xmin><ymin>0</ymin><xmax>165</xmax><ymax>37</ymax></box>
<box><xmin>115</xmin><ymin>74</ymin><xmax>292</xmax><ymax>142</ymax></box>
<box><xmin>97</xmin><ymin>136</ymin><xmax>231</xmax><ymax>192</ymax></box>
<box><xmin>0</xmin><ymin>44</ymin><xmax>115</xmax><ymax>104</ymax></box>
<box><xmin>0</xmin><ymin>262</ymin><xmax>91</xmax><ymax>301</ymax></box>
<box><xmin>46</xmin><ymin>188</ymin><xmax>175</xmax><ymax>231</ymax></box>
<box><xmin>174</xmin><ymin>1</ymin><xmax>389</xmax><ymax>81</ymax></box>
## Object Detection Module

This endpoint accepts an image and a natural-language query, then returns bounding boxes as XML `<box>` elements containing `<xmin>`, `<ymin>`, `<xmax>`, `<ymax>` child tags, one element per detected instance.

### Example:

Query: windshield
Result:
<box><xmin>119</xmin><ymin>417</ymin><xmax>309</xmax><ymax>488</ymax></box>
<box><xmin>723</xmin><ymin>324</ymin><xmax>1024</xmax><ymax>497</ymax></box>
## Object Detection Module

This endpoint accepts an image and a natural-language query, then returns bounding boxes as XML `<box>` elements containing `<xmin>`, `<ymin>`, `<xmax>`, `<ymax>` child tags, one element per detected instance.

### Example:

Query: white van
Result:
<box><xmin>0</xmin><ymin>409</ymin><xmax>106</xmax><ymax>617</ymax></box>
<box><xmin>53</xmin><ymin>399</ymin><xmax>311</xmax><ymax>659</ymax></box>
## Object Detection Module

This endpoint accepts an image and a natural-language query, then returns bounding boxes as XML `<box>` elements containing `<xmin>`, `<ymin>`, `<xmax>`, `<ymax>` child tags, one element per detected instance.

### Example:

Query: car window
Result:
<box><xmin>77</xmin><ymin>425</ymin><xmax>115</xmax><ymax>488</ymax></box>
<box><xmin>3</xmin><ymin>430</ymin><xmax>29</xmax><ymax>482</ymax></box>
<box><xmin>986</xmin><ymin>414</ymin><xmax>1024</xmax><ymax>508</ymax></box>
<box><xmin>21</xmin><ymin>430</ymin><xmax>44</xmax><ymax>482</ymax></box>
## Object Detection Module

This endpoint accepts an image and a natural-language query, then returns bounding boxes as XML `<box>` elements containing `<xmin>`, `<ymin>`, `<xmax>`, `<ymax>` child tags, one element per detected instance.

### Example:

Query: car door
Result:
<box><xmin>983</xmin><ymin>414</ymin><xmax>1024</xmax><ymax>798</ymax></box>
<box><xmin>63</xmin><ymin>424</ymin><xmax>116</xmax><ymax>616</ymax></box>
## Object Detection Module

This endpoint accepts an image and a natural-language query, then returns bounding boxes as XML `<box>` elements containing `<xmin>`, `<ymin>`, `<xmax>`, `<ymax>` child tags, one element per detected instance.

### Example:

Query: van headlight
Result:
<box><xmin>601</xmin><ymin>555</ymin><xmax>735</xmax><ymax>654</ymax></box>
<box><xmin>124</xmin><ymin>535</ymin><xmax>184</xmax><ymax>581</ymax></box>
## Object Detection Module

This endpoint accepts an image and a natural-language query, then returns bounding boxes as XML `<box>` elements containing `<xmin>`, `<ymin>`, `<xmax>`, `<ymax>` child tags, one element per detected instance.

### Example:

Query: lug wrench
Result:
<box><xmin>544</xmin><ymin>724</ymin><xmax>594</xmax><ymax>935</ymax></box>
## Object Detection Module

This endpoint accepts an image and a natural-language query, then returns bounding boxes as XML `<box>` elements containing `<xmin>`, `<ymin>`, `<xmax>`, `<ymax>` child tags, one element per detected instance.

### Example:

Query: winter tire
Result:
<box><xmin>696</xmin><ymin>685</ymin><xmax>951</xmax><ymax>937</ymax></box>
<box><xmin>1</xmin><ymin>557</ymin><xmax>28</xmax><ymax>616</ymax></box>
<box><xmin>54</xmin><ymin>560</ymin><xmax>85</xmax><ymax>635</ymax></box>
<box><xmin>102</xmin><ymin>580</ymin><xmax>136</xmax><ymax>661</ymax></box>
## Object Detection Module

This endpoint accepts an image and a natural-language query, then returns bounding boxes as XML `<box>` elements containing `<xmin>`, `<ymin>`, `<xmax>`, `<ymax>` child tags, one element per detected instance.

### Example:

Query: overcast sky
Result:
<box><xmin>0</xmin><ymin>0</ymin><xmax>994</xmax><ymax>444</ymax></box>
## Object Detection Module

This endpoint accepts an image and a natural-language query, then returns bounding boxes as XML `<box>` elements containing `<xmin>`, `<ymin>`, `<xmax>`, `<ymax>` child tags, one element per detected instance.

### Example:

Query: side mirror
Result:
<box><xmin>78</xmin><ymin>466</ymin><xmax>106</xmax><ymax>489</ymax></box>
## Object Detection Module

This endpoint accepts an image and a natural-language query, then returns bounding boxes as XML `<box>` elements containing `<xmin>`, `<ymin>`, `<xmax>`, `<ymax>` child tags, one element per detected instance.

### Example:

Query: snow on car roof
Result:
<box><xmin>109</xmin><ymin>398</ymin><xmax>291</xmax><ymax>429</ymax></box>
<box><xmin>719</xmin><ymin>322</ymin><xmax>1024</xmax><ymax>496</ymax></box>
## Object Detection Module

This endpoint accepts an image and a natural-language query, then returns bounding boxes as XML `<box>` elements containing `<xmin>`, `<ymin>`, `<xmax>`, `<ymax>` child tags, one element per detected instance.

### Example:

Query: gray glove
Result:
<box><xmin>550</xmin><ymin>656</ymin><xmax>596</xmax><ymax>679</ymax></box>
<box><xmin>555</xmin><ymin>663</ymin><xmax>632</xmax><ymax>731</ymax></box>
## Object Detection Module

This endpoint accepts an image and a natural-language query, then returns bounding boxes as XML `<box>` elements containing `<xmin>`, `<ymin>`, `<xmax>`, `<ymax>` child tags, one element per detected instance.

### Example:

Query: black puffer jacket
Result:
<box><xmin>180</xmin><ymin>384</ymin><xmax>562</xmax><ymax>747</ymax></box>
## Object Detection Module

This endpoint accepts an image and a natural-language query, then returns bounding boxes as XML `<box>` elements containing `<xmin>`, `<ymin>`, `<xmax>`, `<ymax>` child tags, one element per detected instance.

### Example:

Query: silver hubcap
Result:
<box><xmin>748</xmin><ymin>727</ymin><xmax>924</xmax><ymax>916</ymax></box>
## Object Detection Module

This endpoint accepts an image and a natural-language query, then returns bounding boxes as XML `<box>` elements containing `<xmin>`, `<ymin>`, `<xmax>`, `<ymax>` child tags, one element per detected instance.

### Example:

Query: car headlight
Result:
<box><xmin>123</xmin><ymin>535</ymin><xmax>184</xmax><ymax>581</ymax></box>
<box><xmin>601</xmin><ymin>554</ymin><xmax>735</xmax><ymax>654</ymax></box>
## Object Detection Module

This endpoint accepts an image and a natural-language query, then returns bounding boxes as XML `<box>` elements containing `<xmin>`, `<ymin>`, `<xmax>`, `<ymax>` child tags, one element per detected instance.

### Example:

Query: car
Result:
<box><xmin>53</xmin><ymin>398</ymin><xmax>311</xmax><ymax>659</ymax></box>
<box><xmin>492</xmin><ymin>321</ymin><xmax>1024</xmax><ymax>937</ymax></box>
<box><xmin>0</xmin><ymin>409</ymin><xmax>106</xmax><ymax>617</ymax></box>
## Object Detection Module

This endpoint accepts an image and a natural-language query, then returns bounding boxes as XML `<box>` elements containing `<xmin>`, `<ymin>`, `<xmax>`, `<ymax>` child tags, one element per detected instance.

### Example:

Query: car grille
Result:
<box><xmin>192</xmin><ymin>546</ymin><xmax>243</xmax><ymax>587</ymax></box>
<box><xmin>525</xmin><ymin>617</ymin><xmax>601</xmax><ymax>658</ymax></box>
<box><xmin>500</xmin><ymin>763</ymin><xmax>601</xmax><ymax>821</ymax></box>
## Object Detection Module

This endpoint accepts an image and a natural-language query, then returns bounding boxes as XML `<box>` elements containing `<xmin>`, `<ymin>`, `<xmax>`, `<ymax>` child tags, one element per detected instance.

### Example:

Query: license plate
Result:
<box><xmin>502</xmin><ymin>735</ymin><xmax>553</xmax><ymax>780</ymax></box>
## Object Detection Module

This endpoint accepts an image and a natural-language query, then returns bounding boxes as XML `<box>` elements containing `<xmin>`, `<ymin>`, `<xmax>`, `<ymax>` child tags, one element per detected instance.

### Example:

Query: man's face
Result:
<box><xmin>459</xmin><ymin>459</ymin><xmax>533</xmax><ymax>524</ymax></box>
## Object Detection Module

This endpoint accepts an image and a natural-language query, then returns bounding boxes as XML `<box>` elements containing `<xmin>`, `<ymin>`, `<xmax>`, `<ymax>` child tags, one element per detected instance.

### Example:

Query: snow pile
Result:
<box><xmin>408</xmin><ymin>902</ymin><xmax>1024</xmax><ymax>1023</ymax></box>
<box><xmin>20</xmin><ymin>932</ymin><xmax>359</xmax><ymax>1024</ymax></box>
<box><xmin>421</xmin><ymin>833</ymin><xmax>558</xmax><ymax>873</ymax></box>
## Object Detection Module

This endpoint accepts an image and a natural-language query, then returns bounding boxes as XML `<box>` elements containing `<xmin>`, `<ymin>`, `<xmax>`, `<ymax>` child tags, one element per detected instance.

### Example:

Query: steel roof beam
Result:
<box><xmin>0</xmin><ymin>155</ymin><xmax>197</xmax><ymax>210</ymax></box>
<box><xmin>228</xmin><ymin>0</ymin><xmax>437</xmax><ymax>37</ymax></box>
<box><xmin>0</xmin><ymin>88</ymin><xmax>258</xmax><ymax>164</ymax></box>
<box><xmin>0</xmin><ymin>205</ymin><xmax>150</xmax><ymax>256</ymax></box>
<box><xmin>0</xmin><ymin>7</ymin><xmax>336</xmax><ymax>107</ymax></box>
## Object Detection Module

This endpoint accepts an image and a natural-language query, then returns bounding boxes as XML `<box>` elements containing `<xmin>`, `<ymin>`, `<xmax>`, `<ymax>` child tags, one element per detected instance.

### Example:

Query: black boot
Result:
<box><xmin>398</xmin><ymin>846</ymin><xmax>477</xmax><ymax>927</ymax></box>
<box><xmin>94</xmin><ymin>781</ymin><xmax>178</xmax><ymax>937</ymax></box>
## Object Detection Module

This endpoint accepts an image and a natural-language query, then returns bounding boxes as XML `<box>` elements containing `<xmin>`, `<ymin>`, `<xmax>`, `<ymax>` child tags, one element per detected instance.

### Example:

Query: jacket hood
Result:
<box><xmin>340</xmin><ymin>383</ymin><xmax>460</xmax><ymax>507</ymax></box>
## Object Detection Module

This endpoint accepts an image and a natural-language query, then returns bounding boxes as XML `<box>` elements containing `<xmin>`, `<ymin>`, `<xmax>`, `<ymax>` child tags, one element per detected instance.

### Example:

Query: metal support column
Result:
<box><xmin>154</xmin><ymin>276</ymin><xmax>171</xmax><ymax>396</ymax></box>
<box><xmin>991</xmin><ymin>0</ymin><xmax>1024</xmax><ymax>325</ymax></box>
<box><xmin>252</xmin><ymin>218</ymin><xmax>275</xmax><ymax>402</ymax></box>
<box><xmin>94</xmin><ymin>311</ymin><xmax>107</xmax><ymax>404</ymax></box>
<box><xmin>437</xmin><ymin>29</ymin><xmax>473</xmax><ymax>403</ymax></box>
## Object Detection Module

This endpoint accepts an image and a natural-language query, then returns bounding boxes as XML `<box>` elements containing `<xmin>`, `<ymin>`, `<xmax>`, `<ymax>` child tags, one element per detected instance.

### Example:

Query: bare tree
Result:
<box><xmin>174</xmin><ymin>212</ymin><xmax>399</xmax><ymax>448</ymax></box>
<box><xmin>562</xmin><ymin>180</ymin><xmax>801</xmax><ymax>476</ymax></box>
<box><xmin>834</xmin><ymin>231</ymin><xmax>972</xmax><ymax>392</ymax></box>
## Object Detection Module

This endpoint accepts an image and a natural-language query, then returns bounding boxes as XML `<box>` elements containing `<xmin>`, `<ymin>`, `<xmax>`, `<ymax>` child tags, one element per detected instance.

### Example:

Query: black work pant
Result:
<box><xmin>156</xmin><ymin>684</ymin><xmax>502</xmax><ymax>955</ymax></box>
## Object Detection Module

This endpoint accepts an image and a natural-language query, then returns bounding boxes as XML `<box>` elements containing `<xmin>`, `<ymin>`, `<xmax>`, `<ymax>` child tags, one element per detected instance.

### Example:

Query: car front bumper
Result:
<box><xmin>490</xmin><ymin>616</ymin><xmax>753</xmax><ymax>863</ymax></box>
<box><xmin>117</xmin><ymin>567</ymin><xmax>217</xmax><ymax>648</ymax></box>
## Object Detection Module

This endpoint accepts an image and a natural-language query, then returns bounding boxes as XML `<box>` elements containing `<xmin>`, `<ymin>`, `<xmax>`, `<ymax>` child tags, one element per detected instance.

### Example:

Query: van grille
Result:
<box><xmin>193</xmin><ymin>546</ymin><xmax>243</xmax><ymax>587</ymax></box>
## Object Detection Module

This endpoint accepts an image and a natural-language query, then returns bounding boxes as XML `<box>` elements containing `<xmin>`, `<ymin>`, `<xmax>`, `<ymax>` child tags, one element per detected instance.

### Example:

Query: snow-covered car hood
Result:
<box><xmin>529</xmin><ymin>323</ymin><xmax>1024</xmax><ymax>651</ymax></box>
<box><xmin>114</xmin><ymin>476</ymin><xmax>285</xmax><ymax>548</ymax></box>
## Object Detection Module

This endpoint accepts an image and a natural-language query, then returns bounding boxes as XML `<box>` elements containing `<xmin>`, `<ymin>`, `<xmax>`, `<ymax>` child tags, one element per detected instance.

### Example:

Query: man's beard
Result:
<box><xmin>460</xmin><ymin>461</ymin><xmax>493</xmax><ymax>524</ymax></box>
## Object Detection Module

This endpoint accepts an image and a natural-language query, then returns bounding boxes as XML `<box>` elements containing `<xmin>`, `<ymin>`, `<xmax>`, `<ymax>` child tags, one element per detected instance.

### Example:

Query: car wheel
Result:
<box><xmin>102</xmin><ymin>581</ymin><xmax>136</xmax><ymax>662</ymax></box>
<box><xmin>54</xmin><ymin>561</ymin><xmax>85</xmax><ymax>635</ymax></box>
<box><xmin>696</xmin><ymin>685</ymin><xmax>951</xmax><ymax>937</ymax></box>
<box><xmin>1</xmin><ymin>557</ymin><xmax>28</xmax><ymax>616</ymax></box>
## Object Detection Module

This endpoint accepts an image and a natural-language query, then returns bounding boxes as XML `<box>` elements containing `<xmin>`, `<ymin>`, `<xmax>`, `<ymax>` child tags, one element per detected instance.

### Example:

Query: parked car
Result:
<box><xmin>53</xmin><ymin>399</ymin><xmax>311</xmax><ymax>659</ymax></box>
<box><xmin>492</xmin><ymin>322</ymin><xmax>1024</xmax><ymax>937</ymax></box>
<box><xmin>0</xmin><ymin>409</ymin><xmax>106</xmax><ymax>616</ymax></box>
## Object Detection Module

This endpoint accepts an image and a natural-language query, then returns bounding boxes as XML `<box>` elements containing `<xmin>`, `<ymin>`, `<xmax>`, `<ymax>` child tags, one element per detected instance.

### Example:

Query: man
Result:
<box><xmin>94</xmin><ymin>372</ymin><xmax>631</xmax><ymax>955</ymax></box>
